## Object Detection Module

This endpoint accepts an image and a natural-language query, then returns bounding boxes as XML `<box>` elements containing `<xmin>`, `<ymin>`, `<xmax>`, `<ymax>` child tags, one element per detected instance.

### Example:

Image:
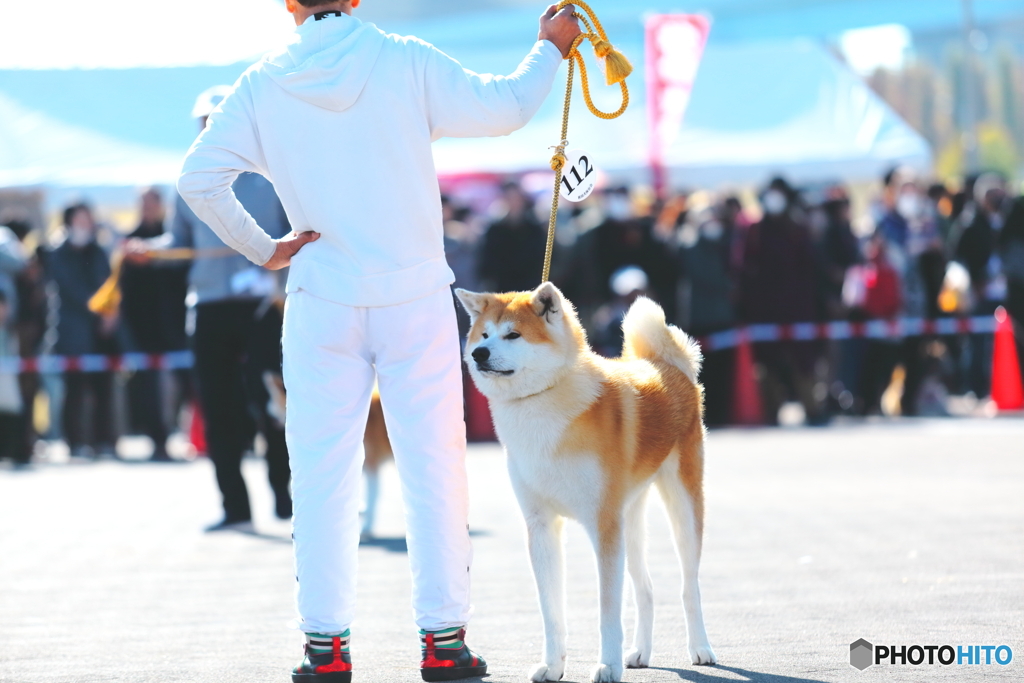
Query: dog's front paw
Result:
<box><xmin>529</xmin><ymin>663</ymin><xmax>564</xmax><ymax>681</ymax></box>
<box><xmin>590</xmin><ymin>663</ymin><xmax>623</xmax><ymax>682</ymax></box>
<box><xmin>625</xmin><ymin>647</ymin><xmax>650</xmax><ymax>668</ymax></box>
<box><xmin>689</xmin><ymin>642</ymin><xmax>717</xmax><ymax>666</ymax></box>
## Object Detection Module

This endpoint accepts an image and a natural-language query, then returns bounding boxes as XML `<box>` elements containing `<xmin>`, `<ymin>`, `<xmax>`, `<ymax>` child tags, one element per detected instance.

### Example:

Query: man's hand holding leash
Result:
<box><xmin>539</xmin><ymin>4</ymin><xmax>582</xmax><ymax>58</ymax></box>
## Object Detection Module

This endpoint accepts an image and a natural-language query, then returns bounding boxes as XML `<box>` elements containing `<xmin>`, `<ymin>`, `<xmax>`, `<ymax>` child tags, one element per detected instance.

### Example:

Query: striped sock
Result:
<box><xmin>306</xmin><ymin>630</ymin><xmax>350</xmax><ymax>655</ymax></box>
<box><xmin>420</xmin><ymin>627</ymin><xmax>464</xmax><ymax>650</ymax></box>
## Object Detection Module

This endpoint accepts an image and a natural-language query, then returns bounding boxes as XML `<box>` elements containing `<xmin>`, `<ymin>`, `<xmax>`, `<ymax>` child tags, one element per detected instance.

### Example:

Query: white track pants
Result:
<box><xmin>282</xmin><ymin>287</ymin><xmax>472</xmax><ymax>633</ymax></box>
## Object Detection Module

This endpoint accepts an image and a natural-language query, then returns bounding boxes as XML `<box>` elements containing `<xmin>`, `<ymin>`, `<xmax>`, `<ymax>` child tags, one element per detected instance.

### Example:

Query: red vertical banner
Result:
<box><xmin>645</xmin><ymin>14</ymin><xmax>711</xmax><ymax>198</ymax></box>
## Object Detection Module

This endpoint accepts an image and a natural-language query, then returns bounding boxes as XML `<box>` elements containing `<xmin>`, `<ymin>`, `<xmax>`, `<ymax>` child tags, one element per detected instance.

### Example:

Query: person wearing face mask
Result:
<box><xmin>956</xmin><ymin>174</ymin><xmax>1008</xmax><ymax>304</ymax></box>
<box><xmin>120</xmin><ymin>188</ymin><xmax>189</xmax><ymax>461</ymax></box>
<box><xmin>0</xmin><ymin>220</ymin><xmax>29</xmax><ymax>463</ymax></box>
<box><xmin>817</xmin><ymin>189</ymin><xmax>861</xmax><ymax>320</ymax></box>
<box><xmin>876</xmin><ymin>167</ymin><xmax>912</xmax><ymax>249</ymax></box>
<box><xmin>954</xmin><ymin>173</ymin><xmax>1010</xmax><ymax>398</ymax></box>
<box><xmin>45</xmin><ymin>203</ymin><xmax>118</xmax><ymax>459</ymax></box>
<box><xmin>591</xmin><ymin>187</ymin><xmax>676</xmax><ymax>315</ymax></box>
<box><xmin>476</xmin><ymin>181</ymin><xmax>546</xmax><ymax>293</ymax></box>
<box><xmin>814</xmin><ymin>189</ymin><xmax>863</xmax><ymax>413</ymax></box>
<box><xmin>739</xmin><ymin>177</ymin><xmax>827</xmax><ymax>425</ymax></box>
<box><xmin>676</xmin><ymin>198</ymin><xmax>741</xmax><ymax>426</ymax></box>
<box><xmin>875</xmin><ymin>170</ymin><xmax>947</xmax><ymax>415</ymax></box>
<box><xmin>849</xmin><ymin>233</ymin><xmax>904</xmax><ymax>414</ymax></box>
<box><xmin>0</xmin><ymin>220</ymin><xmax>37</xmax><ymax>463</ymax></box>
<box><xmin>869</xmin><ymin>169</ymin><xmax>943</xmax><ymax>415</ymax></box>
<box><xmin>124</xmin><ymin>88</ymin><xmax>294</xmax><ymax>528</ymax></box>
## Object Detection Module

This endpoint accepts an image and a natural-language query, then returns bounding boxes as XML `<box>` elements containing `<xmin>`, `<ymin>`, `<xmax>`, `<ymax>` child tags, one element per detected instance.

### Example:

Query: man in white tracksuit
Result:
<box><xmin>177</xmin><ymin>1</ymin><xmax>580</xmax><ymax>681</ymax></box>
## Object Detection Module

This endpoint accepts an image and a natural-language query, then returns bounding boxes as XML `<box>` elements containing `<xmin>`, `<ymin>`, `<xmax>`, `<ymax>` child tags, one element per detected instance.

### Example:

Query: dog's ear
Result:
<box><xmin>531</xmin><ymin>282</ymin><xmax>564</xmax><ymax>322</ymax></box>
<box><xmin>455</xmin><ymin>289</ymin><xmax>490</xmax><ymax>322</ymax></box>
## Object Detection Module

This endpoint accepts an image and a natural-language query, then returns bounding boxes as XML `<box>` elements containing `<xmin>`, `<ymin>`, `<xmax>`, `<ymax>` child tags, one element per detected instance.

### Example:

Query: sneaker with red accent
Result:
<box><xmin>420</xmin><ymin>628</ymin><xmax>487</xmax><ymax>682</ymax></box>
<box><xmin>292</xmin><ymin>634</ymin><xmax>352</xmax><ymax>683</ymax></box>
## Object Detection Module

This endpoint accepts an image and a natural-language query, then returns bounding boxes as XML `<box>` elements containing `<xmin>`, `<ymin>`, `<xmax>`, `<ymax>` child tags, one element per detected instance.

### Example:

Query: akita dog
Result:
<box><xmin>456</xmin><ymin>283</ymin><xmax>716</xmax><ymax>683</ymax></box>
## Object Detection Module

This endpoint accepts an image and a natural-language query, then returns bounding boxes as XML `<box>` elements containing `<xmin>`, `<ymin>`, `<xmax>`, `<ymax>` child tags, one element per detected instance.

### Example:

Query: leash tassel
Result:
<box><xmin>591</xmin><ymin>39</ymin><xmax>633</xmax><ymax>85</ymax></box>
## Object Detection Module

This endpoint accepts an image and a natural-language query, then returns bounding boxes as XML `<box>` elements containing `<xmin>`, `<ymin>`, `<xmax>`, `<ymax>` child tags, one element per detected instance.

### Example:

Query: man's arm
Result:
<box><xmin>169</xmin><ymin>194</ymin><xmax>197</xmax><ymax>250</ymax></box>
<box><xmin>177</xmin><ymin>77</ymin><xmax>282</xmax><ymax>267</ymax></box>
<box><xmin>122</xmin><ymin>195</ymin><xmax>195</xmax><ymax>266</ymax></box>
<box><xmin>423</xmin><ymin>4</ymin><xmax>580</xmax><ymax>140</ymax></box>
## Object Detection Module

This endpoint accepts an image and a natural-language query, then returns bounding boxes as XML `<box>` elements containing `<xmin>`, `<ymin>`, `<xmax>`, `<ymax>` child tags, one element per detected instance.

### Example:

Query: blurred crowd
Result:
<box><xmin>0</xmin><ymin>166</ymin><xmax>1022</xmax><ymax>473</ymax></box>
<box><xmin>446</xmin><ymin>168</ymin><xmax>1024</xmax><ymax>426</ymax></box>
<box><xmin>0</xmin><ymin>177</ymin><xmax>291</xmax><ymax>530</ymax></box>
<box><xmin>0</xmin><ymin>195</ymin><xmax>192</xmax><ymax>465</ymax></box>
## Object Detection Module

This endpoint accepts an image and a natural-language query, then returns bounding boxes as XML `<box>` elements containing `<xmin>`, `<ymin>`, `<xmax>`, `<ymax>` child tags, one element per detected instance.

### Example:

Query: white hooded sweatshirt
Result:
<box><xmin>178</xmin><ymin>13</ymin><xmax>562</xmax><ymax>307</ymax></box>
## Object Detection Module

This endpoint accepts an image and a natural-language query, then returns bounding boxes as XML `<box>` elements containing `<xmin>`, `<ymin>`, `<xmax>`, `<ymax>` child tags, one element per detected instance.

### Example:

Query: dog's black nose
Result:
<box><xmin>472</xmin><ymin>346</ymin><xmax>490</xmax><ymax>363</ymax></box>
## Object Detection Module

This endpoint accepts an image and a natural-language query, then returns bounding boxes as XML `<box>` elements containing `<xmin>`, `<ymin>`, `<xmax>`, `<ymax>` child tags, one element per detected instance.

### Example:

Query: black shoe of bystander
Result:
<box><xmin>204</xmin><ymin>518</ymin><xmax>255</xmax><ymax>533</ymax></box>
<box><xmin>149</xmin><ymin>444</ymin><xmax>174</xmax><ymax>462</ymax></box>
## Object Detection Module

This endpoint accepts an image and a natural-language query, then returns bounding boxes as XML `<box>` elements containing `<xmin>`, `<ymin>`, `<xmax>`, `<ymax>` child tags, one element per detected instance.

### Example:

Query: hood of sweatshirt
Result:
<box><xmin>262</xmin><ymin>13</ymin><xmax>386</xmax><ymax>112</ymax></box>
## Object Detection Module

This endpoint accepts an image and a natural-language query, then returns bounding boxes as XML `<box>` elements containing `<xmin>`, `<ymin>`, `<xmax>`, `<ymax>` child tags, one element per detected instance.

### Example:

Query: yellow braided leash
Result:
<box><xmin>542</xmin><ymin>0</ymin><xmax>632</xmax><ymax>283</ymax></box>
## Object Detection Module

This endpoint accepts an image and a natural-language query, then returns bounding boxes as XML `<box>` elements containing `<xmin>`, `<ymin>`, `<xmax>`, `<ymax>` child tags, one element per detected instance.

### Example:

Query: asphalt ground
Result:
<box><xmin>1</xmin><ymin>418</ymin><xmax>1021</xmax><ymax>683</ymax></box>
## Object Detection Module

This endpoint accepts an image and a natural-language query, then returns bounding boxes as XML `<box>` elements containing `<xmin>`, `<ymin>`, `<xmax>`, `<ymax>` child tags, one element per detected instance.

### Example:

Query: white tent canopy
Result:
<box><xmin>432</xmin><ymin>39</ymin><xmax>930</xmax><ymax>186</ymax></box>
<box><xmin>0</xmin><ymin>94</ymin><xmax>182</xmax><ymax>188</ymax></box>
<box><xmin>0</xmin><ymin>2</ymin><xmax>932</xmax><ymax>189</ymax></box>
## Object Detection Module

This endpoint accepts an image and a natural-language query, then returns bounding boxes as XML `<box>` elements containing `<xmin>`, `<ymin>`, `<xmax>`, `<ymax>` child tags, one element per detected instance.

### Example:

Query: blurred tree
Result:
<box><xmin>936</xmin><ymin>123</ymin><xmax>1017</xmax><ymax>182</ymax></box>
<box><xmin>978</xmin><ymin>122</ymin><xmax>1019</xmax><ymax>178</ymax></box>
<box><xmin>865</xmin><ymin>38</ymin><xmax>1023</xmax><ymax>184</ymax></box>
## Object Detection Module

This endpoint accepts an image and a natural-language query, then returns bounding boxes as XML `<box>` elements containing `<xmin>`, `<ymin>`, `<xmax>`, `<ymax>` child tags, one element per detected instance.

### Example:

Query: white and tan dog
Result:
<box><xmin>456</xmin><ymin>283</ymin><xmax>716</xmax><ymax>683</ymax></box>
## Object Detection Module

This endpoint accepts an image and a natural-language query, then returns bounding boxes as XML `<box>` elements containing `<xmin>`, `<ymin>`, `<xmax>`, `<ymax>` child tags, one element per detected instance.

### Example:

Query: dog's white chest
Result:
<box><xmin>506</xmin><ymin>447</ymin><xmax>603</xmax><ymax>520</ymax></box>
<box><xmin>491</xmin><ymin>392</ymin><xmax>605</xmax><ymax>521</ymax></box>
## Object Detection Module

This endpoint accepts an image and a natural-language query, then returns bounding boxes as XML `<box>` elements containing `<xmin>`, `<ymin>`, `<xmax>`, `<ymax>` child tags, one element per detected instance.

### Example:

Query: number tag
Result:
<box><xmin>558</xmin><ymin>150</ymin><xmax>597</xmax><ymax>203</ymax></box>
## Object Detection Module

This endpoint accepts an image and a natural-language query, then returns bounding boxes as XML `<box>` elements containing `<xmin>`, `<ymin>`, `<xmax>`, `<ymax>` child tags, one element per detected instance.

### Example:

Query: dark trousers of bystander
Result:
<box><xmin>193</xmin><ymin>300</ymin><xmax>291</xmax><ymax>524</ymax></box>
<box><xmin>0</xmin><ymin>411</ymin><xmax>24</xmax><ymax>462</ymax></box>
<box><xmin>699</xmin><ymin>347</ymin><xmax>735</xmax><ymax>427</ymax></box>
<box><xmin>18</xmin><ymin>372</ymin><xmax>39</xmax><ymax>461</ymax></box>
<box><xmin>1008</xmin><ymin>280</ymin><xmax>1024</xmax><ymax>390</ymax></box>
<box><xmin>964</xmin><ymin>300</ymin><xmax>1000</xmax><ymax>399</ymax></box>
<box><xmin>755</xmin><ymin>340</ymin><xmax>826</xmax><ymax>425</ymax></box>
<box><xmin>859</xmin><ymin>340</ymin><xmax>900</xmax><ymax>415</ymax></box>
<box><xmin>898</xmin><ymin>335</ymin><xmax>929</xmax><ymax>416</ymax></box>
<box><xmin>63</xmin><ymin>371</ymin><xmax>115</xmax><ymax>451</ymax></box>
<box><xmin>127</xmin><ymin>370</ymin><xmax>169</xmax><ymax>455</ymax></box>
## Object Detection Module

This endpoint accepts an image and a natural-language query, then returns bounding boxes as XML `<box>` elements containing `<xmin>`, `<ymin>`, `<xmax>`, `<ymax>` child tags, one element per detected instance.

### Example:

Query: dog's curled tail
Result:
<box><xmin>622</xmin><ymin>296</ymin><xmax>703</xmax><ymax>384</ymax></box>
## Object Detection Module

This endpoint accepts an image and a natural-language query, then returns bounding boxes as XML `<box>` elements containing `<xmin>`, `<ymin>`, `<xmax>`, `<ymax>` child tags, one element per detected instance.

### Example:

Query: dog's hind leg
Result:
<box><xmin>656</xmin><ymin>442</ymin><xmax>717</xmax><ymax>666</ymax></box>
<box><xmin>525</xmin><ymin>511</ymin><xmax>568</xmax><ymax>682</ymax></box>
<box><xmin>624</xmin><ymin>489</ymin><xmax>654</xmax><ymax>669</ymax></box>
<box><xmin>586</xmin><ymin>512</ymin><xmax>626</xmax><ymax>683</ymax></box>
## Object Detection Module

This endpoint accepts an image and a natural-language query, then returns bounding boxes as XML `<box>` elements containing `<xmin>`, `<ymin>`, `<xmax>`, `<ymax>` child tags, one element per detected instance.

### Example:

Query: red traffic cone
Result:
<box><xmin>731</xmin><ymin>330</ymin><xmax>764</xmax><ymax>425</ymax></box>
<box><xmin>189</xmin><ymin>400</ymin><xmax>208</xmax><ymax>456</ymax></box>
<box><xmin>991</xmin><ymin>306</ymin><xmax>1024</xmax><ymax>410</ymax></box>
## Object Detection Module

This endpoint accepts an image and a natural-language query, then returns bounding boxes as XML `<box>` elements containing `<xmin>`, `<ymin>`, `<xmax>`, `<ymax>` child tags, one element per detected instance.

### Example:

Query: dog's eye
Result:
<box><xmin>481</xmin><ymin>333</ymin><xmax>489</xmax><ymax>339</ymax></box>
<box><xmin>504</xmin><ymin>332</ymin><xmax>521</xmax><ymax>340</ymax></box>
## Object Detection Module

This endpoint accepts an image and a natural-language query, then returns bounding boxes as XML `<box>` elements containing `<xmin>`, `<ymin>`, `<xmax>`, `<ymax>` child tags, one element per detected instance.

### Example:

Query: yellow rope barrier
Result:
<box><xmin>542</xmin><ymin>0</ymin><xmax>632</xmax><ymax>283</ymax></box>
